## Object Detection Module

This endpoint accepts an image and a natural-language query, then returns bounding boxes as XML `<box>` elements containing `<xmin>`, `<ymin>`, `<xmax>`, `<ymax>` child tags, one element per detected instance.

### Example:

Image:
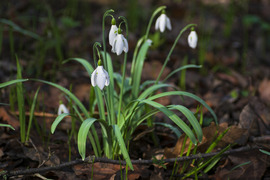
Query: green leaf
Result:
<box><xmin>0</xmin><ymin>123</ymin><xmax>15</xmax><ymax>130</ymax></box>
<box><xmin>163</xmin><ymin>64</ymin><xmax>202</xmax><ymax>82</ymax></box>
<box><xmin>260</xmin><ymin>149</ymin><xmax>270</xmax><ymax>156</ymax></box>
<box><xmin>16</xmin><ymin>57</ymin><xmax>26</xmax><ymax>143</ymax></box>
<box><xmin>131</xmin><ymin>39</ymin><xmax>152</xmax><ymax>98</ymax></box>
<box><xmin>51</xmin><ymin>113</ymin><xmax>70</xmax><ymax>134</ymax></box>
<box><xmin>138</xmin><ymin>99</ymin><xmax>198</xmax><ymax>144</ymax></box>
<box><xmin>148</xmin><ymin>91</ymin><xmax>218</xmax><ymax>124</ymax></box>
<box><xmin>78</xmin><ymin>118</ymin><xmax>98</xmax><ymax>160</ymax></box>
<box><xmin>0</xmin><ymin>79</ymin><xmax>28</xmax><ymax>89</ymax></box>
<box><xmin>0</xmin><ymin>19</ymin><xmax>41</xmax><ymax>40</ymax></box>
<box><xmin>113</xmin><ymin>125</ymin><xmax>134</xmax><ymax>170</ymax></box>
<box><xmin>26</xmin><ymin>87</ymin><xmax>40</xmax><ymax>142</ymax></box>
<box><xmin>168</xmin><ymin>105</ymin><xmax>202</xmax><ymax>142</ymax></box>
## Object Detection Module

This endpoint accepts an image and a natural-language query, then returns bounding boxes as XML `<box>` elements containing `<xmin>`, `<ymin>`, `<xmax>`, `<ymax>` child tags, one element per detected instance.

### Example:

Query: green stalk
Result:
<box><xmin>117</xmin><ymin>16</ymin><xmax>128</xmax><ymax>125</ymax></box>
<box><xmin>102</xmin><ymin>9</ymin><xmax>114</xmax><ymax>70</ymax></box>
<box><xmin>155</xmin><ymin>24</ymin><xmax>197</xmax><ymax>84</ymax></box>
<box><xmin>102</xmin><ymin>9</ymin><xmax>114</xmax><ymax>125</ymax></box>
<box><xmin>16</xmin><ymin>57</ymin><xmax>26</xmax><ymax>143</ymax></box>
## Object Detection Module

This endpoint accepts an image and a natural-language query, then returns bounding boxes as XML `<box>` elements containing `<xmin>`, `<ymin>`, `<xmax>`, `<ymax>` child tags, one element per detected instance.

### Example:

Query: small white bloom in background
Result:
<box><xmin>91</xmin><ymin>60</ymin><xmax>110</xmax><ymax>90</ymax></box>
<box><xmin>155</xmin><ymin>10</ymin><xmax>172</xmax><ymax>33</ymax></box>
<box><xmin>109</xmin><ymin>18</ymin><xmax>118</xmax><ymax>46</ymax></box>
<box><xmin>58</xmin><ymin>104</ymin><xmax>69</xmax><ymax>115</ymax></box>
<box><xmin>188</xmin><ymin>28</ymin><xmax>198</xmax><ymax>49</ymax></box>
<box><xmin>111</xmin><ymin>28</ymin><xmax>128</xmax><ymax>55</ymax></box>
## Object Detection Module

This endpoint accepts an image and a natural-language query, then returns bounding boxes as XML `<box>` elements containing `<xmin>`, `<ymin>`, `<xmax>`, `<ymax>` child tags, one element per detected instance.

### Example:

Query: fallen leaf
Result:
<box><xmin>214</xmin><ymin>149</ymin><xmax>270</xmax><ymax>179</ymax></box>
<box><xmin>259</xmin><ymin>78</ymin><xmax>270</xmax><ymax>105</ymax></box>
<box><xmin>0</xmin><ymin>107</ymin><xmax>20</xmax><ymax>129</ymax></box>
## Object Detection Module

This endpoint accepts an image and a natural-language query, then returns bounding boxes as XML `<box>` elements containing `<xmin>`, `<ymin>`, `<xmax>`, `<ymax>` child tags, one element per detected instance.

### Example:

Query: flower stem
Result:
<box><xmin>117</xmin><ymin>16</ymin><xmax>129</xmax><ymax>126</ymax></box>
<box><xmin>155</xmin><ymin>24</ymin><xmax>197</xmax><ymax>84</ymax></box>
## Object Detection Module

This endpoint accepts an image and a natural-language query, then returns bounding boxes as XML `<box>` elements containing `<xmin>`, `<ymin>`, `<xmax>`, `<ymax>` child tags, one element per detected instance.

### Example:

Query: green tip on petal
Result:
<box><xmin>98</xmin><ymin>59</ymin><xmax>102</xmax><ymax>66</ymax></box>
<box><xmin>111</xmin><ymin>18</ymin><xmax>116</xmax><ymax>25</ymax></box>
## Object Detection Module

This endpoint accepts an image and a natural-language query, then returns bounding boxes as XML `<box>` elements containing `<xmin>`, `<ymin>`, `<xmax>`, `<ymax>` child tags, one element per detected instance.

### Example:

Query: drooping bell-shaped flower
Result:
<box><xmin>188</xmin><ymin>28</ymin><xmax>198</xmax><ymax>49</ymax></box>
<box><xmin>91</xmin><ymin>60</ymin><xmax>110</xmax><ymax>90</ymax></box>
<box><xmin>155</xmin><ymin>10</ymin><xmax>172</xmax><ymax>33</ymax></box>
<box><xmin>111</xmin><ymin>28</ymin><xmax>128</xmax><ymax>55</ymax></box>
<box><xmin>109</xmin><ymin>18</ymin><xmax>118</xmax><ymax>46</ymax></box>
<box><xmin>58</xmin><ymin>103</ymin><xmax>69</xmax><ymax>115</ymax></box>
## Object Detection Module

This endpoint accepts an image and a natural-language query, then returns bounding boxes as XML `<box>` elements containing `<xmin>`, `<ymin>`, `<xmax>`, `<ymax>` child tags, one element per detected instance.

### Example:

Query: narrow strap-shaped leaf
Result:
<box><xmin>138</xmin><ymin>99</ymin><xmax>197</xmax><ymax>144</ymax></box>
<box><xmin>148</xmin><ymin>91</ymin><xmax>218</xmax><ymax>124</ymax></box>
<box><xmin>113</xmin><ymin>125</ymin><xmax>134</xmax><ymax>170</ymax></box>
<box><xmin>51</xmin><ymin>113</ymin><xmax>70</xmax><ymax>134</ymax></box>
<box><xmin>131</xmin><ymin>39</ymin><xmax>152</xmax><ymax>98</ymax></box>
<box><xmin>78</xmin><ymin>118</ymin><xmax>97</xmax><ymax>160</ymax></box>
<box><xmin>168</xmin><ymin>105</ymin><xmax>202</xmax><ymax>142</ymax></box>
<box><xmin>163</xmin><ymin>64</ymin><xmax>202</xmax><ymax>82</ymax></box>
<box><xmin>0</xmin><ymin>123</ymin><xmax>15</xmax><ymax>130</ymax></box>
<box><xmin>0</xmin><ymin>79</ymin><xmax>28</xmax><ymax>88</ymax></box>
<box><xmin>26</xmin><ymin>87</ymin><xmax>40</xmax><ymax>142</ymax></box>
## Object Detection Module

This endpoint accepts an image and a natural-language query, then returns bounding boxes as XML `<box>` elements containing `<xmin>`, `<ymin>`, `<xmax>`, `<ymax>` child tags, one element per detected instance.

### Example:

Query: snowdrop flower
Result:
<box><xmin>155</xmin><ymin>10</ymin><xmax>172</xmax><ymax>33</ymax></box>
<box><xmin>58</xmin><ymin>103</ymin><xmax>69</xmax><ymax>115</ymax></box>
<box><xmin>111</xmin><ymin>28</ymin><xmax>128</xmax><ymax>55</ymax></box>
<box><xmin>91</xmin><ymin>60</ymin><xmax>110</xmax><ymax>90</ymax></box>
<box><xmin>188</xmin><ymin>28</ymin><xmax>198</xmax><ymax>49</ymax></box>
<box><xmin>109</xmin><ymin>18</ymin><xmax>118</xmax><ymax>46</ymax></box>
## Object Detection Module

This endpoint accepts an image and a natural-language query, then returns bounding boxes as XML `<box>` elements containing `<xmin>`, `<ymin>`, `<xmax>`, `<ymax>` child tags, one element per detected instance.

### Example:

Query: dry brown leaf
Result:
<box><xmin>73</xmin><ymin>163</ymin><xmax>148</xmax><ymax>180</ymax></box>
<box><xmin>259</xmin><ymin>78</ymin><xmax>270</xmax><ymax>105</ymax></box>
<box><xmin>239</xmin><ymin>97</ymin><xmax>270</xmax><ymax>139</ymax></box>
<box><xmin>0</xmin><ymin>107</ymin><xmax>20</xmax><ymax>129</ymax></box>
<box><xmin>214</xmin><ymin>149</ymin><xmax>270</xmax><ymax>179</ymax></box>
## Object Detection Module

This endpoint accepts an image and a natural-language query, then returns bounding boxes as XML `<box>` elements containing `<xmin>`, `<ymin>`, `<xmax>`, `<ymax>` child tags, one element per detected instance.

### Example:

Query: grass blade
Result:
<box><xmin>0</xmin><ymin>123</ymin><xmax>15</xmax><ymax>130</ymax></box>
<box><xmin>113</xmin><ymin>125</ymin><xmax>134</xmax><ymax>170</ymax></box>
<box><xmin>148</xmin><ymin>91</ymin><xmax>217</xmax><ymax>124</ymax></box>
<box><xmin>0</xmin><ymin>79</ymin><xmax>28</xmax><ymax>89</ymax></box>
<box><xmin>138</xmin><ymin>99</ymin><xmax>197</xmax><ymax>144</ymax></box>
<box><xmin>51</xmin><ymin>113</ymin><xmax>70</xmax><ymax>134</ymax></box>
<box><xmin>26</xmin><ymin>87</ymin><xmax>40</xmax><ymax>142</ymax></box>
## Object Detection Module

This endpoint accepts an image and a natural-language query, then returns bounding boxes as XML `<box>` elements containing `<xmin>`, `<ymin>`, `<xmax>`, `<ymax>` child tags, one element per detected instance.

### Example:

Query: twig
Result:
<box><xmin>1</xmin><ymin>145</ymin><xmax>260</xmax><ymax>178</ymax></box>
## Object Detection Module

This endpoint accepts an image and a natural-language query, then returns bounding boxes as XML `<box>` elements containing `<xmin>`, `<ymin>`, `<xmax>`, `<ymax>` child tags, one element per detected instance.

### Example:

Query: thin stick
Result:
<box><xmin>2</xmin><ymin>145</ymin><xmax>260</xmax><ymax>178</ymax></box>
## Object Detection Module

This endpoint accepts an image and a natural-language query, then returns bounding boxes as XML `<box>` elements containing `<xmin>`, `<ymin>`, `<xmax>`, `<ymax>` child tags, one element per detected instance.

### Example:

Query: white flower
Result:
<box><xmin>155</xmin><ymin>13</ymin><xmax>172</xmax><ymax>33</ymax></box>
<box><xmin>91</xmin><ymin>65</ymin><xmax>110</xmax><ymax>90</ymax></box>
<box><xmin>58</xmin><ymin>104</ymin><xmax>69</xmax><ymax>115</ymax></box>
<box><xmin>111</xmin><ymin>33</ymin><xmax>128</xmax><ymax>55</ymax></box>
<box><xmin>109</xmin><ymin>24</ymin><xmax>118</xmax><ymax>46</ymax></box>
<box><xmin>188</xmin><ymin>31</ymin><xmax>198</xmax><ymax>49</ymax></box>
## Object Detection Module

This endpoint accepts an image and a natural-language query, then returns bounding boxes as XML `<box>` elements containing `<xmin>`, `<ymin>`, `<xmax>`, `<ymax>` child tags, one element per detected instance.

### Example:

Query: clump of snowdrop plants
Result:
<box><xmin>48</xmin><ymin>6</ymin><xmax>217</xmax><ymax>170</ymax></box>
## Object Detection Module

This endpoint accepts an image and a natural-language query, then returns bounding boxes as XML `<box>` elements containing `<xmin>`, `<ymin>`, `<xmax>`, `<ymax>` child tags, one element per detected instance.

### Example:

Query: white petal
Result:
<box><xmin>58</xmin><ymin>104</ymin><xmax>69</xmax><ymax>115</ymax></box>
<box><xmin>103</xmin><ymin>69</ymin><xmax>110</xmax><ymax>86</ymax></box>
<box><xmin>111</xmin><ymin>37</ymin><xmax>117</xmax><ymax>53</ymax></box>
<box><xmin>116</xmin><ymin>35</ymin><xmax>124</xmax><ymax>55</ymax></box>
<box><xmin>188</xmin><ymin>31</ymin><xmax>198</xmax><ymax>49</ymax></box>
<box><xmin>155</xmin><ymin>16</ymin><xmax>161</xmax><ymax>30</ymax></box>
<box><xmin>91</xmin><ymin>68</ymin><xmax>97</xmax><ymax>87</ymax></box>
<box><xmin>96</xmin><ymin>66</ymin><xmax>106</xmax><ymax>90</ymax></box>
<box><xmin>123</xmin><ymin>36</ymin><xmax>128</xmax><ymax>53</ymax></box>
<box><xmin>109</xmin><ymin>25</ymin><xmax>118</xmax><ymax>46</ymax></box>
<box><xmin>166</xmin><ymin>16</ymin><xmax>172</xmax><ymax>30</ymax></box>
<box><xmin>159</xmin><ymin>14</ymin><xmax>166</xmax><ymax>33</ymax></box>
